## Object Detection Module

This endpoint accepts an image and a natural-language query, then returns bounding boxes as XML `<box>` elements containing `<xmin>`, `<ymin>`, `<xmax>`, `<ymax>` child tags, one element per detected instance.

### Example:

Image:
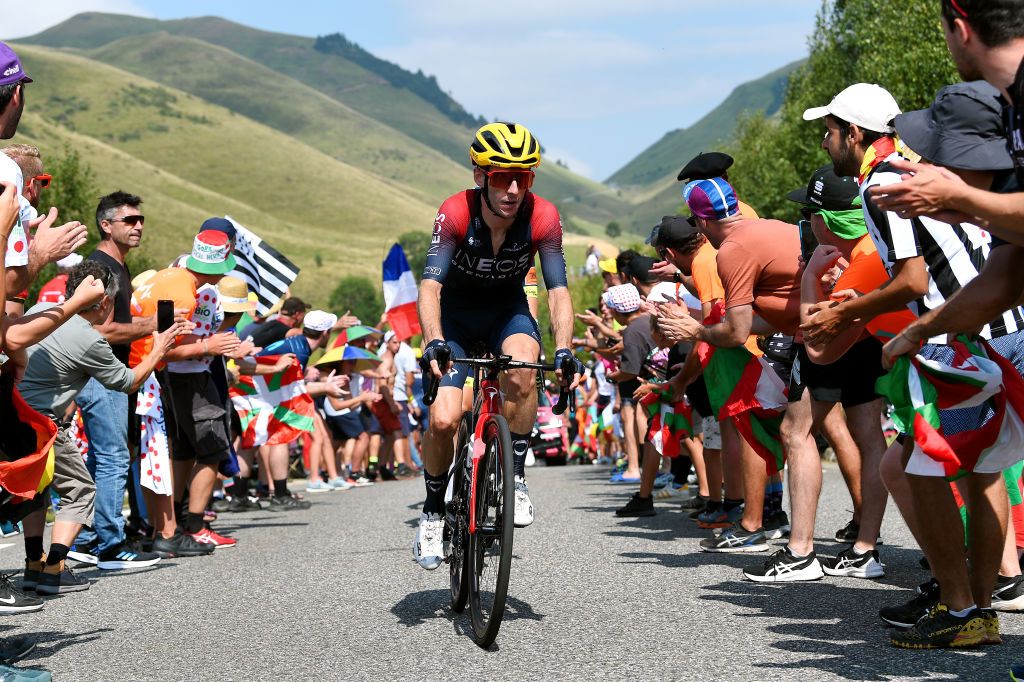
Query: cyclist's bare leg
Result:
<box><xmin>499</xmin><ymin>333</ymin><xmax>541</xmax><ymax>434</ymax></box>
<box><xmin>423</xmin><ymin>387</ymin><xmax>464</xmax><ymax>477</ymax></box>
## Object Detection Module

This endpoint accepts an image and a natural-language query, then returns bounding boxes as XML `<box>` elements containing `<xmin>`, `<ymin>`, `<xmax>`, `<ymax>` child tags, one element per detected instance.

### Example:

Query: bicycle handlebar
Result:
<box><xmin>419</xmin><ymin>355</ymin><xmax>576</xmax><ymax>414</ymax></box>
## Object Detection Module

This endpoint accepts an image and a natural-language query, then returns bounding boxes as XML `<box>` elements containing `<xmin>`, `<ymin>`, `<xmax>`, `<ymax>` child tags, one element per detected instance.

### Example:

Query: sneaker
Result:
<box><xmin>615</xmin><ymin>492</ymin><xmax>655</xmax><ymax>518</ymax></box>
<box><xmin>653</xmin><ymin>472</ymin><xmax>674</xmax><ymax>489</ymax></box>
<box><xmin>21</xmin><ymin>558</ymin><xmax>44</xmax><ymax>592</ymax></box>
<box><xmin>268</xmin><ymin>495</ymin><xmax>313</xmax><ymax>512</ymax></box>
<box><xmin>697</xmin><ymin>504</ymin><xmax>743</xmax><ymax>529</ymax></box>
<box><xmin>348</xmin><ymin>476</ymin><xmax>374</xmax><ymax>487</ymax></box>
<box><xmin>680</xmin><ymin>494</ymin><xmax>707</xmax><ymax>514</ymax></box>
<box><xmin>833</xmin><ymin>517</ymin><xmax>883</xmax><ymax>545</ymax></box>
<box><xmin>96</xmin><ymin>543</ymin><xmax>162</xmax><ymax>570</ymax></box>
<box><xmin>227</xmin><ymin>496</ymin><xmax>262</xmax><ymax>513</ymax></box>
<box><xmin>890</xmin><ymin>604</ymin><xmax>987</xmax><ymax>649</ymax></box>
<box><xmin>0</xmin><ymin>521</ymin><xmax>20</xmax><ymax>538</ymax></box>
<box><xmin>744</xmin><ymin>547</ymin><xmax>824</xmax><ymax>583</ymax></box>
<box><xmin>0</xmin><ymin>663</ymin><xmax>51</xmax><ymax>681</ymax></box>
<box><xmin>763</xmin><ymin>510</ymin><xmax>791</xmax><ymax>540</ymax></box>
<box><xmin>655</xmin><ymin>483</ymin><xmax>686</xmax><ymax>500</ymax></box>
<box><xmin>379</xmin><ymin>468</ymin><xmax>397</xmax><ymax>482</ymax></box>
<box><xmin>152</xmin><ymin>531</ymin><xmax>216</xmax><ymax>558</ymax></box>
<box><xmin>35</xmin><ymin>560</ymin><xmax>90</xmax><ymax>595</ymax></box>
<box><xmin>821</xmin><ymin>546</ymin><xmax>885</xmax><ymax>579</ymax></box>
<box><xmin>327</xmin><ymin>477</ymin><xmax>353</xmax><ymax>490</ymax></box>
<box><xmin>189</xmin><ymin>527</ymin><xmax>237</xmax><ymax>549</ymax></box>
<box><xmin>992</xmin><ymin>574</ymin><xmax>1024</xmax><ymax>612</ymax></box>
<box><xmin>700</xmin><ymin>523</ymin><xmax>769</xmax><ymax>553</ymax></box>
<box><xmin>305</xmin><ymin>480</ymin><xmax>334</xmax><ymax>493</ymax></box>
<box><xmin>413</xmin><ymin>512</ymin><xmax>444</xmax><ymax>570</ymax></box>
<box><xmin>210</xmin><ymin>498</ymin><xmax>231</xmax><ymax>513</ymax></box>
<box><xmin>66</xmin><ymin>540</ymin><xmax>98</xmax><ymax>565</ymax></box>
<box><xmin>514</xmin><ymin>476</ymin><xmax>535</xmax><ymax>527</ymax></box>
<box><xmin>880</xmin><ymin>578</ymin><xmax>941</xmax><ymax>628</ymax></box>
<box><xmin>0</xmin><ymin>574</ymin><xmax>43</xmax><ymax>613</ymax></box>
<box><xmin>979</xmin><ymin>607</ymin><xmax>1002</xmax><ymax>645</ymax></box>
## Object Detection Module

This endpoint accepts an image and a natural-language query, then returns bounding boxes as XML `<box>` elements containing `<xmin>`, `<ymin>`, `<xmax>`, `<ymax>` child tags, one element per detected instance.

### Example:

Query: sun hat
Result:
<box><xmin>598</xmin><ymin>258</ymin><xmax>618</xmax><ymax>274</ymax></box>
<box><xmin>601</xmin><ymin>284</ymin><xmax>643</xmax><ymax>314</ymax></box>
<box><xmin>682</xmin><ymin>178</ymin><xmax>740</xmax><ymax>220</ymax></box>
<box><xmin>303</xmin><ymin>310</ymin><xmax>338</xmax><ymax>332</ymax></box>
<box><xmin>218</xmin><ymin>276</ymin><xmax>256</xmax><ymax>313</ymax></box>
<box><xmin>803</xmin><ymin>83</ymin><xmax>901</xmax><ymax>134</ymax></box>
<box><xmin>893</xmin><ymin>81</ymin><xmax>1014</xmax><ymax>171</ymax></box>
<box><xmin>185</xmin><ymin>231</ymin><xmax>236</xmax><ymax>275</ymax></box>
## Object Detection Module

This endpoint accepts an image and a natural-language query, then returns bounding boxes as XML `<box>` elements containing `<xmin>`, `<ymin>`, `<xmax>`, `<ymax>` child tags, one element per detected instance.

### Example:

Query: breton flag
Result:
<box><xmin>229</xmin><ymin>356</ymin><xmax>315</xmax><ymax>448</ymax></box>
<box><xmin>698</xmin><ymin>303</ymin><xmax>788</xmax><ymax>474</ymax></box>
<box><xmin>875</xmin><ymin>337</ymin><xmax>1024</xmax><ymax>478</ymax></box>
<box><xmin>224</xmin><ymin>216</ymin><xmax>301</xmax><ymax>316</ymax></box>
<box><xmin>383</xmin><ymin>243</ymin><xmax>421</xmax><ymax>341</ymax></box>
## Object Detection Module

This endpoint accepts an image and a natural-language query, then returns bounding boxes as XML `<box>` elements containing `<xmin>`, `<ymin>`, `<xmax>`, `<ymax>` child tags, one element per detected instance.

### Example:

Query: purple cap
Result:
<box><xmin>682</xmin><ymin>177</ymin><xmax>739</xmax><ymax>221</ymax></box>
<box><xmin>0</xmin><ymin>43</ymin><xmax>31</xmax><ymax>87</ymax></box>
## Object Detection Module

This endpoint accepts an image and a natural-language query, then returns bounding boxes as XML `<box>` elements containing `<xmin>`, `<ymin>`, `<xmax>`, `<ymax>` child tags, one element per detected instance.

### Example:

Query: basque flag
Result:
<box><xmin>383</xmin><ymin>243</ymin><xmax>421</xmax><ymax>341</ymax></box>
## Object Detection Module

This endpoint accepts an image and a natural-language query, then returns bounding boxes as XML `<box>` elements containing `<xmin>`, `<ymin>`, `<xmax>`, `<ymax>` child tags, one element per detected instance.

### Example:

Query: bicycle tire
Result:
<box><xmin>468</xmin><ymin>413</ymin><xmax>515</xmax><ymax>648</ymax></box>
<box><xmin>449</xmin><ymin>411</ymin><xmax>473</xmax><ymax>613</ymax></box>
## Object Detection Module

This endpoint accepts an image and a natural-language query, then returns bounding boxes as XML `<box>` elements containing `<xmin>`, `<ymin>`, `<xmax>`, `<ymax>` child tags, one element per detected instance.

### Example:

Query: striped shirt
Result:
<box><xmin>861</xmin><ymin>153</ymin><xmax>1024</xmax><ymax>340</ymax></box>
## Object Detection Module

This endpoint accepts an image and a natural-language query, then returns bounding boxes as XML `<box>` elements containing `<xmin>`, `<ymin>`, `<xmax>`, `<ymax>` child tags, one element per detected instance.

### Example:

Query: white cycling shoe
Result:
<box><xmin>514</xmin><ymin>476</ymin><xmax>534</xmax><ymax>528</ymax></box>
<box><xmin>413</xmin><ymin>512</ymin><xmax>445</xmax><ymax>570</ymax></box>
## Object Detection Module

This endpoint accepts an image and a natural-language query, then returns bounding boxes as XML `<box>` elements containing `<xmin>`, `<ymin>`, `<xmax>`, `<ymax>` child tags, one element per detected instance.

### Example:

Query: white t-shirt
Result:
<box><xmin>324</xmin><ymin>373</ymin><xmax>361</xmax><ymax>416</ymax></box>
<box><xmin>594</xmin><ymin>360</ymin><xmax>614</xmax><ymax>398</ymax></box>
<box><xmin>584</xmin><ymin>253</ymin><xmax>600</xmax><ymax>276</ymax></box>
<box><xmin>392</xmin><ymin>343</ymin><xmax>417</xmax><ymax>402</ymax></box>
<box><xmin>0</xmin><ymin>155</ymin><xmax>27</xmax><ymax>267</ymax></box>
<box><xmin>167</xmin><ymin>284</ymin><xmax>224</xmax><ymax>374</ymax></box>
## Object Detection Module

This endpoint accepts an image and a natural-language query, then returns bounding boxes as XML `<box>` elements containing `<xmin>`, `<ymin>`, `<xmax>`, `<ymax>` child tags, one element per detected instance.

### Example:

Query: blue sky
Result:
<box><xmin>7</xmin><ymin>1</ymin><xmax>818</xmax><ymax>181</ymax></box>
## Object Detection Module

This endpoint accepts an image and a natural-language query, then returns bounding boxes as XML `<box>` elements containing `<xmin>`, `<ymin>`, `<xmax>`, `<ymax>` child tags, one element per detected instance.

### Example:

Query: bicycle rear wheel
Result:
<box><xmin>448</xmin><ymin>412</ymin><xmax>473</xmax><ymax>613</ymax></box>
<box><xmin>468</xmin><ymin>414</ymin><xmax>515</xmax><ymax>648</ymax></box>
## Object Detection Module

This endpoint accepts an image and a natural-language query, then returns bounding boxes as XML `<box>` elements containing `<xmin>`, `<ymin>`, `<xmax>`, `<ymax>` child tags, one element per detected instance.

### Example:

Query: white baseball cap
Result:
<box><xmin>55</xmin><ymin>253</ymin><xmax>83</xmax><ymax>270</ymax></box>
<box><xmin>303</xmin><ymin>310</ymin><xmax>337</xmax><ymax>332</ymax></box>
<box><xmin>803</xmin><ymin>83</ymin><xmax>901</xmax><ymax>134</ymax></box>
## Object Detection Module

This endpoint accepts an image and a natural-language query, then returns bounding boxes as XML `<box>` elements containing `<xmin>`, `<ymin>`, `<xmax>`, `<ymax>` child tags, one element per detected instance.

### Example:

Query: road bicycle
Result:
<box><xmin>422</xmin><ymin>354</ymin><xmax>571</xmax><ymax>648</ymax></box>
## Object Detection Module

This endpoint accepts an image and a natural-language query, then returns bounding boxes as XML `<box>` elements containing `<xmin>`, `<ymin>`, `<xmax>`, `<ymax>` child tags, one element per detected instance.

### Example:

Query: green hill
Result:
<box><xmin>20</xmin><ymin>13</ymin><xmax>627</xmax><ymax>227</ymax></box>
<box><xmin>606</xmin><ymin>60</ymin><xmax>802</xmax><ymax>189</ymax></box>
<box><xmin>12</xmin><ymin>44</ymin><xmax>439</xmax><ymax>303</ymax></box>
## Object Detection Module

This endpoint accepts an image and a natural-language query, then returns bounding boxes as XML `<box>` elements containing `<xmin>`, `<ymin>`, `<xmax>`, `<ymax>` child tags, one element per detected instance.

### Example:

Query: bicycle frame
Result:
<box><xmin>468</xmin><ymin>366</ymin><xmax>503</xmax><ymax>535</ymax></box>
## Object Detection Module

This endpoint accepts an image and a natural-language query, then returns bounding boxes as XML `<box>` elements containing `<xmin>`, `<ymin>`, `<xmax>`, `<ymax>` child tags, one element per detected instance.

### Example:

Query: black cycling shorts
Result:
<box><xmin>789</xmin><ymin>337</ymin><xmax>885</xmax><ymax>408</ymax></box>
<box><xmin>438</xmin><ymin>298</ymin><xmax>541</xmax><ymax>390</ymax></box>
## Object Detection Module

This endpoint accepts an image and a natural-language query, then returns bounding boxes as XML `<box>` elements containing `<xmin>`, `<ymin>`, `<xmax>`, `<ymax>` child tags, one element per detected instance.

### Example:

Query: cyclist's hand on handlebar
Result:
<box><xmin>421</xmin><ymin>339</ymin><xmax>452</xmax><ymax>379</ymax></box>
<box><xmin>553</xmin><ymin>348</ymin><xmax>584</xmax><ymax>390</ymax></box>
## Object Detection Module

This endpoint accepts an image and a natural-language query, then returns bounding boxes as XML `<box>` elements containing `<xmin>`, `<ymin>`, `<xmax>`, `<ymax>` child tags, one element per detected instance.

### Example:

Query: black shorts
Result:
<box><xmin>789</xmin><ymin>338</ymin><xmax>885</xmax><ymax>408</ymax></box>
<box><xmin>439</xmin><ymin>298</ymin><xmax>541</xmax><ymax>390</ymax></box>
<box><xmin>618</xmin><ymin>379</ymin><xmax>641</xmax><ymax>407</ymax></box>
<box><xmin>326</xmin><ymin>411</ymin><xmax>365</xmax><ymax>440</ymax></box>
<box><xmin>162</xmin><ymin>371</ymin><xmax>231</xmax><ymax>465</ymax></box>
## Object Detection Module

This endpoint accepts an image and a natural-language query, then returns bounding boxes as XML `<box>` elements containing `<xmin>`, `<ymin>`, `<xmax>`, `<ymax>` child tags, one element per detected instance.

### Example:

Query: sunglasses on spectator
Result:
<box><xmin>32</xmin><ymin>174</ymin><xmax>52</xmax><ymax>188</ymax></box>
<box><xmin>108</xmin><ymin>215</ymin><xmax>145</xmax><ymax>226</ymax></box>
<box><xmin>485</xmin><ymin>169</ymin><xmax>535</xmax><ymax>192</ymax></box>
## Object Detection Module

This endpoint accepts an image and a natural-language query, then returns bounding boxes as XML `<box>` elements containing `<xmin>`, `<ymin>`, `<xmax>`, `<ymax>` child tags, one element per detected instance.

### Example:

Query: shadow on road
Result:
<box><xmin>390</xmin><ymin>589</ymin><xmax>545</xmax><ymax>638</ymax></box>
<box><xmin>12</xmin><ymin>627</ymin><xmax>112</xmax><ymax>661</ymax></box>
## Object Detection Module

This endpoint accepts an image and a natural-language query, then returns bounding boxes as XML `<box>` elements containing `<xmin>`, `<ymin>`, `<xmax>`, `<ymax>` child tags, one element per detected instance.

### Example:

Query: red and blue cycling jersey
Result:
<box><xmin>422</xmin><ymin>189</ymin><xmax>568</xmax><ymax>304</ymax></box>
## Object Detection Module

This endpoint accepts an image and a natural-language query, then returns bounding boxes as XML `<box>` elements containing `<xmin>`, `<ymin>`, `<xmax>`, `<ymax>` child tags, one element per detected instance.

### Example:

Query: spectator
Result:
<box><xmin>249</xmin><ymin>296</ymin><xmax>310</xmax><ymax>348</ymax></box>
<box><xmin>584</xmin><ymin>244</ymin><xmax>601</xmax><ymax>276</ymax></box>
<box><xmin>603</xmin><ymin>284</ymin><xmax>651</xmax><ymax>484</ymax></box>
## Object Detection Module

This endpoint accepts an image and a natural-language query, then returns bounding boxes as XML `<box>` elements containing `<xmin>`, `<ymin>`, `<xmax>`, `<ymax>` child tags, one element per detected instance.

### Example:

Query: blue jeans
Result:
<box><xmin>74</xmin><ymin>379</ymin><xmax>129</xmax><ymax>553</ymax></box>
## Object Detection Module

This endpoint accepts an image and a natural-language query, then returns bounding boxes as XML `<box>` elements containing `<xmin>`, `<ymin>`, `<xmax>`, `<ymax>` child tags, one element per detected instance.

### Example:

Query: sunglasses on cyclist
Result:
<box><xmin>32</xmin><ymin>174</ymin><xmax>52</xmax><ymax>189</ymax></box>
<box><xmin>485</xmin><ymin>169</ymin><xmax>535</xmax><ymax>192</ymax></box>
<box><xmin>107</xmin><ymin>215</ymin><xmax>145</xmax><ymax>227</ymax></box>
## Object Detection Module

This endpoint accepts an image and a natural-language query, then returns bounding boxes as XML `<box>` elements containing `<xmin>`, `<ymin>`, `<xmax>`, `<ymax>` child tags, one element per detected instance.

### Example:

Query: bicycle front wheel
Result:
<box><xmin>468</xmin><ymin>413</ymin><xmax>515</xmax><ymax>648</ymax></box>
<box><xmin>449</xmin><ymin>411</ymin><xmax>473</xmax><ymax>613</ymax></box>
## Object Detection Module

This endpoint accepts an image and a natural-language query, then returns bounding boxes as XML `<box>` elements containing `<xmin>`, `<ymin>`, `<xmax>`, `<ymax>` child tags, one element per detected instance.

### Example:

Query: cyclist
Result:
<box><xmin>414</xmin><ymin>122</ymin><xmax>583</xmax><ymax>570</ymax></box>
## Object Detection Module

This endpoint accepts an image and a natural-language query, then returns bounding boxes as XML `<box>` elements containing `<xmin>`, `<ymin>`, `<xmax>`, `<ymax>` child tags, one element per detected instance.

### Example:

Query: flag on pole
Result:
<box><xmin>697</xmin><ymin>304</ymin><xmax>788</xmax><ymax>474</ymax></box>
<box><xmin>382</xmin><ymin>243</ymin><xmax>421</xmax><ymax>340</ymax></box>
<box><xmin>224</xmin><ymin>216</ymin><xmax>301</xmax><ymax>316</ymax></box>
<box><xmin>875</xmin><ymin>337</ymin><xmax>1024</xmax><ymax>479</ymax></box>
<box><xmin>229</xmin><ymin>356</ymin><xmax>315</xmax><ymax>448</ymax></box>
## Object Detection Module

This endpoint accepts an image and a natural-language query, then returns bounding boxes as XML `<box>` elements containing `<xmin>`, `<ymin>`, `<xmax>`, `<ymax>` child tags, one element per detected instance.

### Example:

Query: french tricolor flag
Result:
<box><xmin>383</xmin><ymin>243</ymin><xmax>421</xmax><ymax>341</ymax></box>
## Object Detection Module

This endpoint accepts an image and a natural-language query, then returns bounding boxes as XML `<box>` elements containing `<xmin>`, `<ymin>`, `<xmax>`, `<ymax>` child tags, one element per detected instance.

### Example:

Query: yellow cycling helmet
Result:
<box><xmin>470</xmin><ymin>122</ymin><xmax>542</xmax><ymax>169</ymax></box>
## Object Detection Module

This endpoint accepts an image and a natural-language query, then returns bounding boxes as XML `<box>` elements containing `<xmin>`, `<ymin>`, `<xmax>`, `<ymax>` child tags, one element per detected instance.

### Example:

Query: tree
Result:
<box><xmin>605</xmin><ymin>221</ymin><xmax>621</xmax><ymax>239</ymax></box>
<box><xmin>397</xmin><ymin>230</ymin><xmax>431</xmax><ymax>280</ymax></box>
<box><xmin>328</xmin><ymin>275</ymin><xmax>382</xmax><ymax>326</ymax></box>
<box><xmin>728</xmin><ymin>0</ymin><xmax>958</xmax><ymax>222</ymax></box>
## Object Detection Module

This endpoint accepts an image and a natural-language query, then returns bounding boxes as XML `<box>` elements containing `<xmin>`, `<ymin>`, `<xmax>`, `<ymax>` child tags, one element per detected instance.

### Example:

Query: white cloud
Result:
<box><xmin>2</xmin><ymin>1</ymin><xmax>152</xmax><ymax>40</ymax></box>
<box><xmin>542</xmin><ymin>146</ymin><xmax>593</xmax><ymax>178</ymax></box>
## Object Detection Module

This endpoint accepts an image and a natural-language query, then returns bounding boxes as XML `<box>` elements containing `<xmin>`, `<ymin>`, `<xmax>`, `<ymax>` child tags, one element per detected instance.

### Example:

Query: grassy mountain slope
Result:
<box><xmin>13</xmin><ymin>44</ymin><xmax>439</xmax><ymax>302</ymax></box>
<box><xmin>606</xmin><ymin>60</ymin><xmax>802</xmax><ymax>188</ymax></box>
<box><xmin>85</xmin><ymin>32</ymin><xmax>467</xmax><ymax>203</ymax></box>
<box><xmin>21</xmin><ymin>13</ymin><xmax>630</xmax><ymax>227</ymax></box>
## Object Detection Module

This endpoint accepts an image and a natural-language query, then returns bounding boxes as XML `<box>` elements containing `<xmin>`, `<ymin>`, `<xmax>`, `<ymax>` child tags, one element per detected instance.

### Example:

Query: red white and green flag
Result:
<box><xmin>875</xmin><ymin>337</ymin><xmax>1024</xmax><ymax>479</ymax></box>
<box><xmin>230</xmin><ymin>356</ymin><xmax>315</xmax><ymax>448</ymax></box>
<box><xmin>640</xmin><ymin>387</ymin><xmax>695</xmax><ymax>458</ymax></box>
<box><xmin>697</xmin><ymin>304</ymin><xmax>788</xmax><ymax>474</ymax></box>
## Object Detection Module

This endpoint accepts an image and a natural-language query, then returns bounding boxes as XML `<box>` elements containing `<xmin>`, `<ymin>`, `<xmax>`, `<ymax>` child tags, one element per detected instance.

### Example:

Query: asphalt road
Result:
<box><xmin>1</xmin><ymin>463</ymin><xmax>1021</xmax><ymax>681</ymax></box>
